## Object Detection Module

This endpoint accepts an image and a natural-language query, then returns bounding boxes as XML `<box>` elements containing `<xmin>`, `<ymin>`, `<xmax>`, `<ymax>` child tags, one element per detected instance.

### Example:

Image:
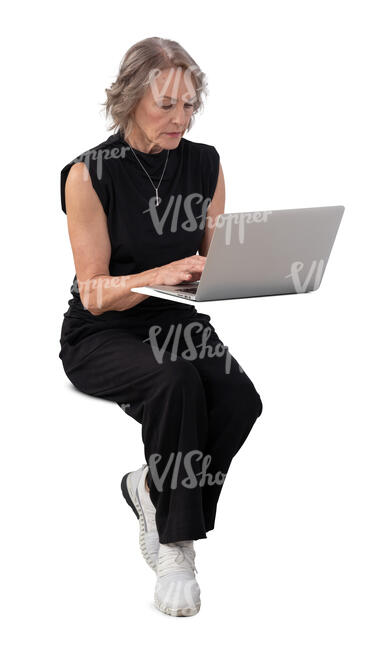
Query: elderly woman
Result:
<box><xmin>59</xmin><ymin>36</ymin><xmax>263</xmax><ymax>617</ymax></box>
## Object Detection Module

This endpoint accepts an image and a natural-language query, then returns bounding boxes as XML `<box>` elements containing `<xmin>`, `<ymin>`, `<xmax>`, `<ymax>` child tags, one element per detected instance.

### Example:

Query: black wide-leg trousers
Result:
<box><xmin>59</xmin><ymin>308</ymin><xmax>263</xmax><ymax>544</ymax></box>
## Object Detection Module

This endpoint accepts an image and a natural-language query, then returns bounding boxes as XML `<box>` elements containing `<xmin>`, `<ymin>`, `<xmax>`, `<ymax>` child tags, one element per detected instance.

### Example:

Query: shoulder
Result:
<box><xmin>180</xmin><ymin>137</ymin><xmax>220</xmax><ymax>174</ymax></box>
<box><xmin>60</xmin><ymin>134</ymin><xmax>117</xmax><ymax>215</ymax></box>
<box><xmin>61</xmin><ymin>133</ymin><xmax>122</xmax><ymax>178</ymax></box>
<box><xmin>181</xmin><ymin>137</ymin><xmax>219</xmax><ymax>158</ymax></box>
<box><xmin>181</xmin><ymin>138</ymin><xmax>220</xmax><ymax>200</ymax></box>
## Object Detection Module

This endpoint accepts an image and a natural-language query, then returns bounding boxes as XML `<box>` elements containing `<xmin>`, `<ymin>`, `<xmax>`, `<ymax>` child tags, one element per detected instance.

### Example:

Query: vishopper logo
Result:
<box><xmin>142</xmin><ymin>192</ymin><xmax>211</xmax><ymax>233</ymax></box>
<box><xmin>72</xmin><ymin>144</ymin><xmax>129</xmax><ymax>181</ymax></box>
<box><xmin>147</xmin><ymin>64</ymin><xmax>205</xmax><ymax>104</ymax></box>
<box><xmin>217</xmin><ymin>211</ymin><xmax>273</xmax><ymax>245</ymax></box>
<box><xmin>73</xmin><ymin>275</ymin><xmax>129</xmax><ymax>311</ymax></box>
<box><xmin>148</xmin><ymin>451</ymin><xmax>228</xmax><ymax>491</ymax></box>
<box><xmin>143</xmin><ymin>320</ymin><xmax>245</xmax><ymax>375</ymax></box>
<box><xmin>140</xmin><ymin>206</ymin><xmax>274</xmax><ymax>240</ymax></box>
<box><xmin>285</xmin><ymin>259</ymin><xmax>325</xmax><ymax>292</ymax></box>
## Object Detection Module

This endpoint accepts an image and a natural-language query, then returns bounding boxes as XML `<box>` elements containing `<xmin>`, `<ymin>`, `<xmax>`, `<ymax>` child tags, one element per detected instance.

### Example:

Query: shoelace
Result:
<box><xmin>157</xmin><ymin>541</ymin><xmax>198</xmax><ymax>578</ymax></box>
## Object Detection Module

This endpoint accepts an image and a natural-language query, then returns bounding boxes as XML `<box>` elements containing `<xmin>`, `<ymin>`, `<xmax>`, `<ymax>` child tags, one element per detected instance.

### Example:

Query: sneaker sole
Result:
<box><xmin>120</xmin><ymin>471</ymin><xmax>157</xmax><ymax>573</ymax></box>
<box><xmin>154</xmin><ymin>596</ymin><xmax>201</xmax><ymax>617</ymax></box>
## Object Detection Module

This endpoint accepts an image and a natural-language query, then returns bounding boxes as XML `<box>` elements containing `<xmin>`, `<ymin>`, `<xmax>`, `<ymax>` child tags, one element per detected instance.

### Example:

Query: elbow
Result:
<box><xmin>79</xmin><ymin>292</ymin><xmax>104</xmax><ymax>317</ymax></box>
<box><xmin>87</xmin><ymin>305</ymin><xmax>104</xmax><ymax>317</ymax></box>
<box><xmin>86</xmin><ymin>295</ymin><xmax>104</xmax><ymax>316</ymax></box>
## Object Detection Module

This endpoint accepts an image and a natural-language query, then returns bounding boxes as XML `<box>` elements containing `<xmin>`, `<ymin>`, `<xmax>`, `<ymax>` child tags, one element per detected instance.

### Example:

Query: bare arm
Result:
<box><xmin>199</xmin><ymin>161</ymin><xmax>226</xmax><ymax>257</ymax></box>
<box><xmin>64</xmin><ymin>162</ymin><xmax>159</xmax><ymax>316</ymax></box>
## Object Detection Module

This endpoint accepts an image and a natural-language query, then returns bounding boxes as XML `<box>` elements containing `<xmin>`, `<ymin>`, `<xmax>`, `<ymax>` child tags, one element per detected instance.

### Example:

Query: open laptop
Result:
<box><xmin>131</xmin><ymin>205</ymin><xmax>345</xmax><ymax>303</ymax></box>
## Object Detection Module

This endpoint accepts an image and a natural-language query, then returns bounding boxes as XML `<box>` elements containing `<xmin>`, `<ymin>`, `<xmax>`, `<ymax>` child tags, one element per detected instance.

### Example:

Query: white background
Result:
<box><xmin>1</xmin><ymin>0</ymin><xmax>377</xmax><ymax>647</ymax></box>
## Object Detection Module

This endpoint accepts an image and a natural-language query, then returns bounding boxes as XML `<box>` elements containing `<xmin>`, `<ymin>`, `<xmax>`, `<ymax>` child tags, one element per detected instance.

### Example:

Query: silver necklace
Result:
<box><xmin>126</xmin><ymin>138</ymin><xmax>170</xmax><ymax>207</ymax></box>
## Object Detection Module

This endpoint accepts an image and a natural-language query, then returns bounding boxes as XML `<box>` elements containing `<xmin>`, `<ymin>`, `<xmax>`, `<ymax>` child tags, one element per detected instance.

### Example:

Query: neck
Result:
<box><xmin>124</xmin><ymin>130</ymin><xmax>163</xmax><ymax>155</ymax></box>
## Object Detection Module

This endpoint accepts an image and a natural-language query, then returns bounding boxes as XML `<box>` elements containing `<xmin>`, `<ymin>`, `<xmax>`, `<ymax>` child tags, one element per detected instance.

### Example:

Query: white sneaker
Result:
<box><xmin>154</xmin><ymin>540</ymin><xmax>201</xmax><ymax>617</ymax></box>
<box><xmin>120</xmin><ymin>464</ymin><xmax>159</xmax><ymax>572</ymax></box>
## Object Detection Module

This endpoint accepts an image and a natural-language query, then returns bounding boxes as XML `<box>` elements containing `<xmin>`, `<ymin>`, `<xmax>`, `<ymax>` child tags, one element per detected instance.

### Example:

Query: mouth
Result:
<box><xmin>165</xmin><ymin>132</ymin><xmax>182</xmax><ymax>136</ymax></box>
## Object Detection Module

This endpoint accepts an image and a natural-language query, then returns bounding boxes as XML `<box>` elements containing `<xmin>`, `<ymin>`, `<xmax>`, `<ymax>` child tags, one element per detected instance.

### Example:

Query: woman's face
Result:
<box><xmin>128</xmin><ymin>67</ymin><xmax>196</xmax><ymax>153</ymax></box>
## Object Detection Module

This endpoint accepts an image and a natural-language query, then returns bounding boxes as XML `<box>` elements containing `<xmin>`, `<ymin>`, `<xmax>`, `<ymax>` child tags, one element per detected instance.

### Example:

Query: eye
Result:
<box><xmin>161</xmin><ymin>104</ymin><xmax>194</xmax><ymax>110</ymax></box>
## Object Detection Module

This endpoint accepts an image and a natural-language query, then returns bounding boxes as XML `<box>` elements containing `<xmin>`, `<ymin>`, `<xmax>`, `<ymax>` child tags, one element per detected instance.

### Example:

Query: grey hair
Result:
<box><xmin>100</xmin><ymin>37</ymin><xmax>209</xmax><ymax>139</ymax></box>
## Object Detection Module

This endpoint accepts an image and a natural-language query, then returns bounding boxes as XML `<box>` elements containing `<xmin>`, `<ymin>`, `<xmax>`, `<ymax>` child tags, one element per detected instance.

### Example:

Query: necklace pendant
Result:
<box><xmin>126</xmin><ymin>140</ymin><xmax>169</xmax><ymax>209</ymax></box>
<box><xmin>154</xmin><ymin>190</ymin><xmax>161</xmax><ymax>207</ymax></box>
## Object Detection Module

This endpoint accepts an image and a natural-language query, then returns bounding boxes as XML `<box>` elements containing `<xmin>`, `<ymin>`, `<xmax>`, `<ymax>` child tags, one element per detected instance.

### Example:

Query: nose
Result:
<box><xmin>171</xmin><ymin>103</ymin><xmax>186</xmax><ymax>128</ymax></box>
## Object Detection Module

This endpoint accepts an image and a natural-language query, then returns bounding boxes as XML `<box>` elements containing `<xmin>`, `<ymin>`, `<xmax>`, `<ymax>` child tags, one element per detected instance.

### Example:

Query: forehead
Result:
<box><xmin>146</xmin><ymin>67</ymin><xmax>196</xmax><ymax>100</ymax></box>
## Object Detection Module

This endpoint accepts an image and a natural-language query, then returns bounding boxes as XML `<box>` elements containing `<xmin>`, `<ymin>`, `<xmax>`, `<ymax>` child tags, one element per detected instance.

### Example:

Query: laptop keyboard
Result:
<box><xmin>179</xmin><ymin>286</ymin><xmax>197</xmax><ymax>294</ymax></box>
<box><xmin>164</xmin><ymin>284</ymin><xmax>198</xmax><ymax>299</ymax></box>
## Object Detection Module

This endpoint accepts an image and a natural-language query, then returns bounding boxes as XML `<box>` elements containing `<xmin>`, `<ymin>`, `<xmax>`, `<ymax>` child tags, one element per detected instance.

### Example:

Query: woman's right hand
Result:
<box><xmin>153</xmin><ymin>255</ymin><xmax>207</xmax><ymax>286</ymax></box>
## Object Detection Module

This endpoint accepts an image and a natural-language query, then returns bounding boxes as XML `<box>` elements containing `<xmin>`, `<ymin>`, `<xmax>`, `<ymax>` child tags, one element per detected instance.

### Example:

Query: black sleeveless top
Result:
<box><xmin>60</xmin><ymin>129</ymin><xmax>220</xmax><ymax>327</ymax></box>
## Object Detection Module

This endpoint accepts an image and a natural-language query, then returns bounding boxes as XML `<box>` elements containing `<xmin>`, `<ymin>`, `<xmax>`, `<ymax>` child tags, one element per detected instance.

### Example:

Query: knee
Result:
<box><xmin>158</xmin><ymin>358</ymin><xmax>203</xmax><ymax>393</ymax></box>
<box><xmin>249</xmin><ymin>382</ymin><xmax>263</xmax><ymax>421</ymax></box>
<box><xmin>255</xmin><ymin>391</ymin><xmax>263</xmax><ymax>418</ymax></box>
<box><xmin>237</xmin><ymin>374</ymin><xmax>263</xmax><ymax>423</ymax></box>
